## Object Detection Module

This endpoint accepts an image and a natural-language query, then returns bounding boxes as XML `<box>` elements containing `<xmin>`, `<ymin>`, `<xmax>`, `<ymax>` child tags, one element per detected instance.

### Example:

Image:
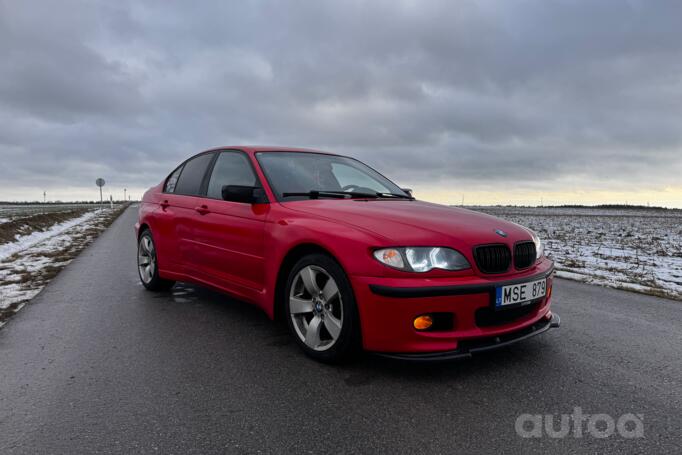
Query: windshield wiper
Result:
<box><xmin>281</xmin><ymin>190</ymin><xmax>414</xmax><ymax>200</ymax></box>
<box><xmin>282</xmin><ymin>190</ymin><xmax>380</xmax><ymax>199</ymax></box>
<box><xmin>376</xmin><ymin>192</ymin><xmax>414</xmax><ymax>200</ymax></box>
<box><xmin>282</xmin><ymin>191</ymin><xmax>355</xmax><ymax>199</ymax></box>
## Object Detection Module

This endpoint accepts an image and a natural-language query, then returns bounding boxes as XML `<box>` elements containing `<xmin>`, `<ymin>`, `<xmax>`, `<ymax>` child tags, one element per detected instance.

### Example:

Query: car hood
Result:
<box><xmin>282</xmin><ymin>199</ymin><xmax>533</xmax><ymax>246</ymax></box>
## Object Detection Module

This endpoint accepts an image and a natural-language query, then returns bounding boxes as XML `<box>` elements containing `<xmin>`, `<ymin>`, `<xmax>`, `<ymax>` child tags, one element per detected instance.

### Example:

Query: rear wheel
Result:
<box><xmin>284</xmin><ymin>254</ymin><xmax>361</xmax><ymax>362</ymax></box>
<box><xmin>137</xmin><ymin>230</ymin><xmax>175</xmax><ymax>291</ymax></box>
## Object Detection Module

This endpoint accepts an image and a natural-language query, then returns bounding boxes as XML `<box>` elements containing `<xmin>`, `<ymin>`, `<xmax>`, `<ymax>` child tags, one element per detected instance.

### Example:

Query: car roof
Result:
<box><xmin>202</xmin><ymin>145</ymin><xmax>337</xmax><ymax>155</ymax></box>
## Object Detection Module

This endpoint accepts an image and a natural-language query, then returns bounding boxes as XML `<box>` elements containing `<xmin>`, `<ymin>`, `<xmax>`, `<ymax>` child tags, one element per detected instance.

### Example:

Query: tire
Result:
<box><xmin>137</xmin><ymin>229</ymin><xmax>175</xmax><ymax>291</ymax></box>
<box><xmin>284</xmin><ymin>253</ymin><xmax>361</xmax><ymax>363</ymax></box>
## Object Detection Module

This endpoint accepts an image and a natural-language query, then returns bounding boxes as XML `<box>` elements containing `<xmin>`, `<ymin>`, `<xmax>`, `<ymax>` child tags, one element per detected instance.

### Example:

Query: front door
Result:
<box><xmin>191</xmin><ymin>150</ymin><xmax>269</xmax><ymax>295</ymax></box>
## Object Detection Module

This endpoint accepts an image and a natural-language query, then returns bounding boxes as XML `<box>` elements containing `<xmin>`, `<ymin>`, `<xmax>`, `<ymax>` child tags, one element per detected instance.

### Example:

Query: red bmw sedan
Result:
<box><xmin>135</xmin><ymin>146</ymin><xmax>559</xmax><ymax>362</ymax></box>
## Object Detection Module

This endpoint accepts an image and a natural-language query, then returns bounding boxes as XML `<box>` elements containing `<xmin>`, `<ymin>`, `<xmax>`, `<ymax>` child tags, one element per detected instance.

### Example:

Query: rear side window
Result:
<box><xmin>174</xmin><ymin>153</ymin><xmax>215</xmax><ymax>196</ymax></box>
<box><xmin>164</xmin><ymin>166</ymin><xmax>183</xmax><ymax>193</ymax></box>
<box><xmin>206</xmin><ymin>152</ymin><xmax>258</xmax><ymax>199</ymax></box>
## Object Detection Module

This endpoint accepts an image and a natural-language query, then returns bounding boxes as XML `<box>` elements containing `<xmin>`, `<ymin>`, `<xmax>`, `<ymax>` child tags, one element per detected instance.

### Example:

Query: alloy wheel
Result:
<box><xmin>138</xmin><ymin>235</ymin><xmax>156</xmax><ymax>285</ymax></box>
<box><xmin>288</xmin><ymin>265</ymin><xmax>343</xmax><ymax>351</ymax></box>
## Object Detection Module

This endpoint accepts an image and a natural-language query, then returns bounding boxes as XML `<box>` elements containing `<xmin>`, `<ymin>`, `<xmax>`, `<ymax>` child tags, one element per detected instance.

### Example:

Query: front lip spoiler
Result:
<box><xmin>368</xmin><ymin>266</ymin><xmax>554</xmax><ymax>299</ymax></box>
<box><xmin>373</xmin><ymin>313</ymin><xmax>560</xmax><ymax>362</ymax></box>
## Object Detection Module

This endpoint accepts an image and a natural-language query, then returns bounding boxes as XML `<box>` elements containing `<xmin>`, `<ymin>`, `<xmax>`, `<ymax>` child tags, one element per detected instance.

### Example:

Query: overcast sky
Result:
<box><xmin>1</xmin><ymin>0</ymin><xmax>681</xmax><ymax>206</ymax></box>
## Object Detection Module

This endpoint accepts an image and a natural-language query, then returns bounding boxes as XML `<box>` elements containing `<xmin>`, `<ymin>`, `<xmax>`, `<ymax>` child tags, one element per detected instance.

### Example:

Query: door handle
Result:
<box><xmin>195</xmin><ymin>204</ymin><xmax>210</xmax><ymax>215</ymax></box>
<box><xmin>160</xmin><ymin>200</ymin><xmax>170</xmax><ymax>210</ymax></box>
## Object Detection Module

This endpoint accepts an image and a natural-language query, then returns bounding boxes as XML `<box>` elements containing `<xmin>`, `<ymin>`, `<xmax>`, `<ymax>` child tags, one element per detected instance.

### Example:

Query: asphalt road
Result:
<box><xmin>1</xmin><ymin>206</ymin><xmax>681</xmax><ymax>454</ymax></box>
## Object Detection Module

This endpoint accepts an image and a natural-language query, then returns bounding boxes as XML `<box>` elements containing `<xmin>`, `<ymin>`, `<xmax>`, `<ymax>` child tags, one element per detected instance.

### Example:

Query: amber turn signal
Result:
<box><xmin>413</xmin><ymin>315</ymin><xmax>433</xmax><ymax>330</ymax></box>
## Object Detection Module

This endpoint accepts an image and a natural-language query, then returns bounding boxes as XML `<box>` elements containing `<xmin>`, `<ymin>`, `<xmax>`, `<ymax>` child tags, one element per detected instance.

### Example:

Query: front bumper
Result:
<box><xmin>376</xmin><ymin>313</ymin><xmax>560</xmax><ymax>361</ymax></box>
<box><xmin>351</xmin><ymin>261</ymin><xmax>557</xmax><ymax>354</ymax></box>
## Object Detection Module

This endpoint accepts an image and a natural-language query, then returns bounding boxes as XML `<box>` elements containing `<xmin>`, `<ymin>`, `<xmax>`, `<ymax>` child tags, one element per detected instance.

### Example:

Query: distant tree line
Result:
<box><xmin>554</xmin><ymin>204</ymin><xmax>674</xmax><ymax>211</ymax></box>
<box><xmin>465</xmin><ymin>203</ymin><xmax>679</xmax><ymax>211</ymax></box>
<box><xmin>0</xmin><ymin>200</ymin><xmax>135</xmax><ymax>205</ymax></box>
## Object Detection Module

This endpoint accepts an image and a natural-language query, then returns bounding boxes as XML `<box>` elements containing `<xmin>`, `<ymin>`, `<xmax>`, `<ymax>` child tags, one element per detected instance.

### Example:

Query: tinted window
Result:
<box><xmin>206</xmin><ymin>152</ymin><xmax>258</xmax><ymax>199</ymax></box>
<box><xmin>174</xmin><ymin>153</ymin><xmax>215</xmax><ymax>196</ymax></box>
<box><xmin>164</xmin><ymin>166</ymin><xmax>183</xmax><ymax>193</ymax></box>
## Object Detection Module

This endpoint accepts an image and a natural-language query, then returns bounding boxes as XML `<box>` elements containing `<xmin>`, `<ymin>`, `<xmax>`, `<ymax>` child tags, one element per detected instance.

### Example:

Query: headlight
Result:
<box><xmin>531</xmin><ymin>231</ymin><xmax>544</xmax><ymax>259</ymax></box>
<box><xmin>373</xmin><ymin>247</ymin><xmax>470</xmax><ymax>272</ymax></box>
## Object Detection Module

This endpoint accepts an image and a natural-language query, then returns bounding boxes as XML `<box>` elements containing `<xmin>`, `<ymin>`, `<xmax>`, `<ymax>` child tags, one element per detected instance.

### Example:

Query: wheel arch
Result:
<box><xmin>273</xmin><ymin>243</ymin><xmax>339</xmax><ymax>322</ymax></box>
<box><xmin>137</xmin><ymin>222</ymin><xmax>151</xmax><ymax>239</ymax></box>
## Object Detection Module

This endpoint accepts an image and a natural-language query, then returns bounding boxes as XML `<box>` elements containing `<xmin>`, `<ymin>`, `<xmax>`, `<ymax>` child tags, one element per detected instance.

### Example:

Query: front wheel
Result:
<box><xmin>137</xmin><ymin>230</ymin><xmax>175</xmax><ymax>291</ymax></box>
<box><xmin>284</xmin><ymin>254</ymin><xmax>361</xmax><ymax>363</ymax></box>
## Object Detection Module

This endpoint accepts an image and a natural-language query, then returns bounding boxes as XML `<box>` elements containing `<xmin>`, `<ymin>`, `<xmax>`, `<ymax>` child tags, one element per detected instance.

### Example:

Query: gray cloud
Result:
<box><xmin>1</xmin><ymin>0</ymin><xmax>681</xmax><ymax>202</ymax></box>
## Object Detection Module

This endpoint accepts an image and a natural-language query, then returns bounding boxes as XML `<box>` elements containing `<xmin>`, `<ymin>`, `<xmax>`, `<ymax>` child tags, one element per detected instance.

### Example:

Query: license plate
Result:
<box><xmin>495</xmin><ymin>279</ymin><xmax>546</xmax><ymax>307</ymax></box>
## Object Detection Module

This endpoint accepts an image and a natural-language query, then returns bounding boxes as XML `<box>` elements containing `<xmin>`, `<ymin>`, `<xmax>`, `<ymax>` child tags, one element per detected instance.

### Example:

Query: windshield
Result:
<box><xmin>256</xmin><ymin>152</ymin><xmax>410</xmax><ymax>201</ymax></box>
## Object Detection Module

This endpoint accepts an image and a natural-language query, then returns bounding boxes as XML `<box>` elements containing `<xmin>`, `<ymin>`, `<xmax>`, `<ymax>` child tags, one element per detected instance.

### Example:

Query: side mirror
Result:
<box><xmin>221</xmin><ymin>185</ymin><xmax>266</xmax><ymax>204</ymax></box>
<box><xmin>401</xmin><ymin>188</ymin><xmax>413</xmax><ymax>197</ymax></box>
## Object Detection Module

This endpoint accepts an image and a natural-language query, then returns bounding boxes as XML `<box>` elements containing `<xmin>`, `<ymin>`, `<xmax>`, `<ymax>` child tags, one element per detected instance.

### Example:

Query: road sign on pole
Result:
<box><xmin>96</xmin><ymin>178</ymin><xmax>106</xmax><ymax>209</ymax></box>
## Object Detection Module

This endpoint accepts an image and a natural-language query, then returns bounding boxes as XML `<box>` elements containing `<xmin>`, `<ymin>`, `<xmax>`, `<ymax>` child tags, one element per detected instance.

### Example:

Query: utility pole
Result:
<box><xmin>124</xmin><ymin>188</ymin><xmax>127</xmax><ymax>202</ymax></box>
<box><xmin>43</xmin><ymin>191</ymin><xmax>46</xmax><ymax>203</ymax></box>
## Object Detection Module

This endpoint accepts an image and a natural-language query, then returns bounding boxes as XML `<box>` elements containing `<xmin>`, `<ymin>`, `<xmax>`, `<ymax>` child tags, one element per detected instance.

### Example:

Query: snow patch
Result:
<box><xmin>0</xmin><ymin>207</ymin><xmax>124</xmax><ymax>314</ymax></box>
<box><xmin>0</xmin><ymin>210</ymin><xmax>99</xmax><ymax>261</ymax></box>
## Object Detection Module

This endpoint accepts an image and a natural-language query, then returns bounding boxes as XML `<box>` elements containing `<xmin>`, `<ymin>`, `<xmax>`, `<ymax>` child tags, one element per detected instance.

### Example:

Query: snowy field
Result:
<box><xmin>0</xmin><ymin>203</ymin><xmax>103</xmax><ymax>223</ymax></box>
<box><xmin>473</xmin><ymin>206</ymin><xmax>682</xmax><ymax>300</ymax></box>
<box><xmin>0</xmin><ymin>204</ymin><xmax>127</xmax><ymax>326</ymax></box>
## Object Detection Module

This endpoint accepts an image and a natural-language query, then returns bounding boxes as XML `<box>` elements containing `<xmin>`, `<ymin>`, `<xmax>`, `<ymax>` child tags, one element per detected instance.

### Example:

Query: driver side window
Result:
<box><xmin>206</xmin><ymin>151</ymin><xmax>258</xmax><ymax>199</ymax></box>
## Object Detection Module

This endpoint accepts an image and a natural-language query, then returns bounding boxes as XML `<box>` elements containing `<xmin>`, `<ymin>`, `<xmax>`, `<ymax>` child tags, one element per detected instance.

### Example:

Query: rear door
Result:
<box><xmin>192</xmin><ymin>150</ymin><xmax>270</xmax><ymax>295</ymax></box>
<box><xmin>154</xmin><ymin>164</ymin><xmax>185</xmax><ymax>271</ymax></box>
<box><xmin>165</xmin><ymin>152</ymin><xmax>217</xmax><ymax>273</ymax></box>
